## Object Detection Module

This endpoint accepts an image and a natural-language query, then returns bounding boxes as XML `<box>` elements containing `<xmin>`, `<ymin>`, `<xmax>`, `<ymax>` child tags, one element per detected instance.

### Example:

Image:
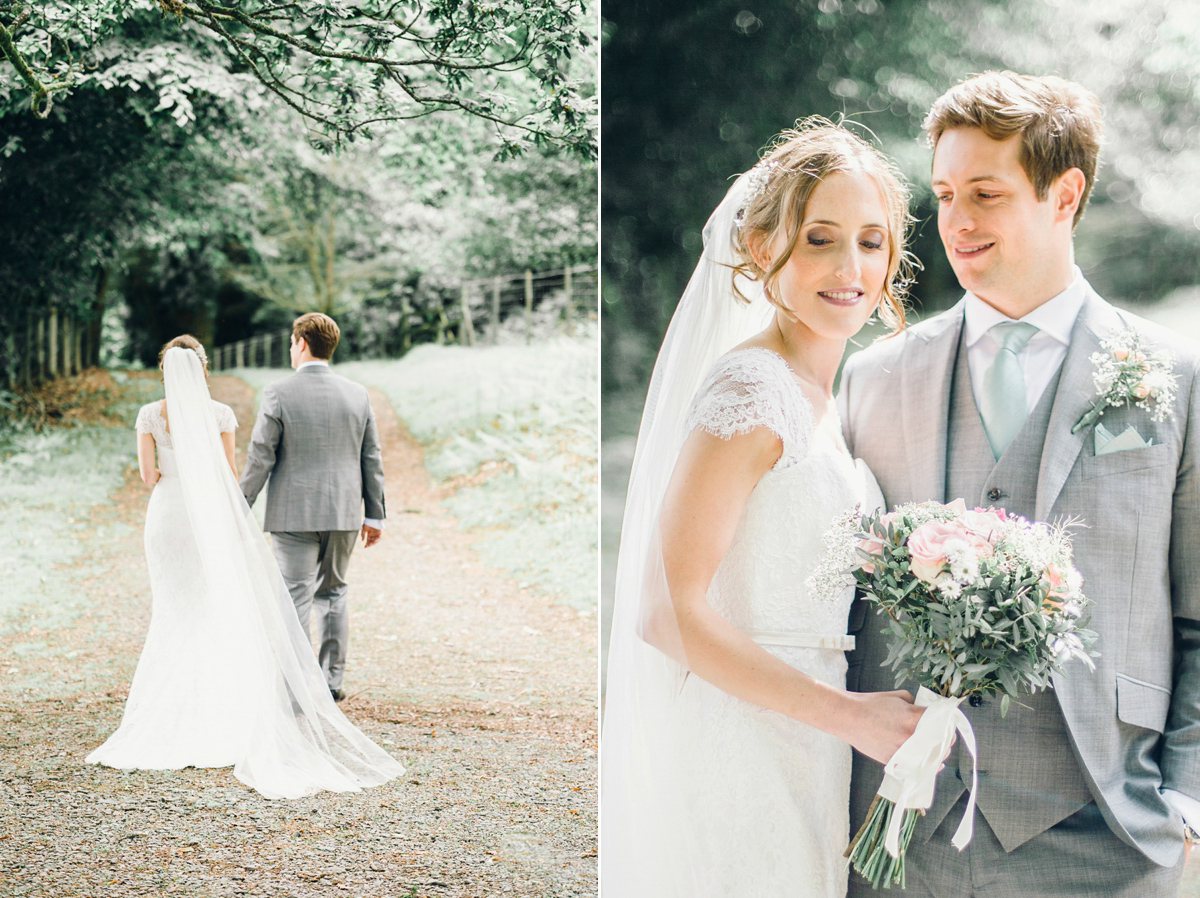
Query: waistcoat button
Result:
<box><xmin>987</xmin><ymin>487</ymin><xmax>1002</xmax><ymax>502</ymax></box>
<box><xmin>969</xmin><ymin>694</ymin><xmax>983</xmax><ymax>707</ymax></box>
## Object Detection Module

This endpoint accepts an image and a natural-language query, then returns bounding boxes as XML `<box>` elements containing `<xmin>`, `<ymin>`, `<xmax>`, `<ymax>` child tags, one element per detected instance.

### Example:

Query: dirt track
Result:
<box><xmin>0</xmin><ymin>371</ymin><xmax>597</xmax><ymax>897</ymax></box>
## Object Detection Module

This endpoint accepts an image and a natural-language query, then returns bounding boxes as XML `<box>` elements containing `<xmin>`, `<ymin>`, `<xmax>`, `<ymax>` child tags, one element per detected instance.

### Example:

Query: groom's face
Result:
<box><xmin>932</xmin><ymin>128</ymin><xmax>1065</xmax><ymax>311</ymax></box>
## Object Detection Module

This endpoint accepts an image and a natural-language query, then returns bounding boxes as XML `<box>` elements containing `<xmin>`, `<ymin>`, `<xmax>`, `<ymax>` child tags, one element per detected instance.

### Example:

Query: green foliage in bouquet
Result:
<box><xmin>852</xmin><ymin>501</ymin><xmax>1098</xmax><ymax>717</ymax></box>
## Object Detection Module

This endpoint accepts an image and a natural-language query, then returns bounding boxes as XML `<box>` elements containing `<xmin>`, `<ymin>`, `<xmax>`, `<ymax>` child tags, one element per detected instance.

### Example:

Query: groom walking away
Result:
<box><xmin>840</xmin><ymin>72</ymin><xmax>1200</xmax><ymax>896</ymax></box>
<box><xmin>240</xmin><ymin>312</ymin><xmax>386</xmax><ymax>703</ymax></box>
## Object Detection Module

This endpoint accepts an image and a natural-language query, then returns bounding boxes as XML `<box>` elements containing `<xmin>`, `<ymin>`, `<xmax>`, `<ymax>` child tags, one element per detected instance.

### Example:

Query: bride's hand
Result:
<box><xmin>842</xmin><ymin>689</ymin><xmax>925</xmax><ymax>766</ymax></box>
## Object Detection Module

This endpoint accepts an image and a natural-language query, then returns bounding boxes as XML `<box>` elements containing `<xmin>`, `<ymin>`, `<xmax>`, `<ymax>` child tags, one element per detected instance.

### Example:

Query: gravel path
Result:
<box><xmin>0</xmin><ymin>371</ymin><xmax>597</xmax><ymax>897</ymax></box>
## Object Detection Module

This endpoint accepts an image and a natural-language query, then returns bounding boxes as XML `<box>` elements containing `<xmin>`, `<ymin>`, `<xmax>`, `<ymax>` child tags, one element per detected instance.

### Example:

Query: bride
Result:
<box><xmin>601</xmin><ymin>120</ymin><xmax>926</xmax><ymax>896</ymax></box>
<box><xmin>86</xmin><ymin>335</ymin><xmax>403</xmax><ymax>799</ymax></box>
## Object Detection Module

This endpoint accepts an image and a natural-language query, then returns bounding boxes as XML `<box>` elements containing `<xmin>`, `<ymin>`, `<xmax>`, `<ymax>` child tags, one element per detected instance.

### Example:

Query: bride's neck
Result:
<box><xmin>772</xmin><ymin>318</ymin><xmax>844</xmax><ymax>396</ymax></box>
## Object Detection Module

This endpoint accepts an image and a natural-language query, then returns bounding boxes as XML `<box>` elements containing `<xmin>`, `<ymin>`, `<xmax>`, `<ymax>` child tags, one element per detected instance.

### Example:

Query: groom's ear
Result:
<box><xmin>1053</xmin><ymin>167</ymin><xmax>1086</xmax><ymax>225</ymax></box>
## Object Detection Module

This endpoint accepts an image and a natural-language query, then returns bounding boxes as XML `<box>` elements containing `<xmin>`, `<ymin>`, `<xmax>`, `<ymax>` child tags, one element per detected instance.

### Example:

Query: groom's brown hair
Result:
<box><xmin>293</xmin><ymin>313</ymin><xmax>340</xmax><ymax>360</ymax></box>
<box><xmin>924</xmin><ymin>71</ymin><xmax>1103</xmax><ymax>228</ymax></box>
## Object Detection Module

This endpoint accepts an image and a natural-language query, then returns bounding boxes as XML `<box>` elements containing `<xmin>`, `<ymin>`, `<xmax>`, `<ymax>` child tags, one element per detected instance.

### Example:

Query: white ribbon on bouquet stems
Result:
<box><xmin>876</xmin><ymin>686</ymin><xmax>979</xmax><ymax>857</ymax></box>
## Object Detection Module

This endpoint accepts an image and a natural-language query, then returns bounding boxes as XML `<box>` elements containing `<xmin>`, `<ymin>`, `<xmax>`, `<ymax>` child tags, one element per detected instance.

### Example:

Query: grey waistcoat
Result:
<box><xmin>942</xmin><ymin>331</ymin><xmax>1094</xmax><ymax>850</ymax></box>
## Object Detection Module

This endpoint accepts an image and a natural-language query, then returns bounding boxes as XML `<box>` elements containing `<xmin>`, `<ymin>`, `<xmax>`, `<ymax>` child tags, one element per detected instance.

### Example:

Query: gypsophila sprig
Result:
<box><xmin>1072</xmin><ymin>329</ymin><xmax>1177</xmax><ymax>434</ymax></box>
<box><xmin>842</xmin><ymin>497</ymin><xmax>1097</xmax><ymax>889</ymax></box>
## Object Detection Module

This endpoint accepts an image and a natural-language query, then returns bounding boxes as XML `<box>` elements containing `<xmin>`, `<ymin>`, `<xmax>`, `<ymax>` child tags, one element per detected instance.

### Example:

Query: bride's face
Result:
<box><xmin>760</xmin><ymin>168</ymin><xmax>891</xmax><ymax>342</ymax></box>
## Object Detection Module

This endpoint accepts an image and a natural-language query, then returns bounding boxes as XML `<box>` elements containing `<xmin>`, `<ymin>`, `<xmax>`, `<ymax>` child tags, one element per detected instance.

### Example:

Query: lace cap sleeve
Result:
<box><xmin>213</xmin><ymin>402</ymin><xmax>238</xmax><ymax>434</ymax></box>
<box><xmin>684</xmin><ymin>349</ymin><xmax>813</xmax><ymax>467</ymax></box>
<box><xmin>135</xmin><ymin>403</ymin><xmax>154</xmax><ymax>435</ymax></box>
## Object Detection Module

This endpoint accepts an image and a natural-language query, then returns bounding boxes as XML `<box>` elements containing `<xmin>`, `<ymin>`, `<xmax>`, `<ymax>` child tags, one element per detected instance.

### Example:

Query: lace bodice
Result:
<box><xmin>136</xmin><ymin>400</ymin><xmax>237</xmax><ymax>450</ymax></box>
<box><xmin>685</xmin><ymin>348</ymin><xmax>878</xmax><ymax>636</ymax></box>
<box><xmin>686</xmin><ymin>348</ymin><xmax>813</xmax><ymax>469</ymax></box>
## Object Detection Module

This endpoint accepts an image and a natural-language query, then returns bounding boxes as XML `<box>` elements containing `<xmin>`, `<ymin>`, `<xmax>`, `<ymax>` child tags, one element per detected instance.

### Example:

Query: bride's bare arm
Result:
<box><xmin>221</xmin><ymin>431</ymin><xmax>237</xmax><ymax>478</ymax></box>
<box><xmin>137</xmin><ymin>432</ymin><xmax>160</xmax><ymax>486</ymax></box>
<box><xmin>658</xmin><ymin>426</ymin><xmax>923</xmax><ymax>764</ymax></box>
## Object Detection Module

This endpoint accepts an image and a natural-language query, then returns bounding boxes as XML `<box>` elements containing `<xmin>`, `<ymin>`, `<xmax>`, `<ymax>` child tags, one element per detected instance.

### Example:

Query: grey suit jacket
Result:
<box><xmin>837</xmin><ymin>287</ymin><xmax>1200</xmax><ymax>867</ymax></box>
<box><xmin>239</xmin><ymin>365</ymin><xmax>386</xmax><ymax>532</ymax></box>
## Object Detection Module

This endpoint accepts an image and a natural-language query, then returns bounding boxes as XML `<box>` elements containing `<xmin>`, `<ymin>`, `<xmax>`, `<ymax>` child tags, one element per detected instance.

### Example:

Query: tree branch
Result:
<box><xmin>0</xmin><ymin>10</ymin><xmax>71</xmax><ymax>117</ymax></box>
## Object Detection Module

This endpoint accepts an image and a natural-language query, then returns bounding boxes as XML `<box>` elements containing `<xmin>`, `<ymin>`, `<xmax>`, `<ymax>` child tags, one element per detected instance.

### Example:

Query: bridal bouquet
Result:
<box><xmin>825</xmin><ymin>498</ymin><xmax>1098</xmax><ymax>889</ymax></box>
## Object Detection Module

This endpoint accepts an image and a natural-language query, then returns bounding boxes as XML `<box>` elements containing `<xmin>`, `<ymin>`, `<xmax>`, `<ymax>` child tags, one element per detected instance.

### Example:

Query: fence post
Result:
<box><xmin>36</xmin><ymin>313</ymin><xmax>46</xmax><ymax>383</ymax></box>
<box><xmin>524</xmin><ymin>269</ymin><xmax>533</xmax><ymax>345</ymax></box>
<box><xmin>563</xmin><ymin>265</ymin><xmax>573</xmax><ymax>336</ymax></box>
<box><xmin>48</xmin><ymin>308</ymin><xmax>59</xmax><ymax>379</ymax></box>
<box><xmin>491</xmin><ymin>277</ymin><xmax>501</xmax><ymax>344</ymax></box>
<box><xmin>235</xmin><ymin>339</ymin><xmax>244</xmax><ymax>369</ymax></box>
<box><xmin>21</xmin><ymin>308</ymin><xmax>31</xmax><ymax>386</ymax></box>
<box><xmin>460</xmin><ymin>283</ymin><xmax>476</xmax><ymax>346</ymax></box>
<box><xmin>64</xmin><ymin>314</ymin><xmax>75</xmax><ymax>374</ymax></box>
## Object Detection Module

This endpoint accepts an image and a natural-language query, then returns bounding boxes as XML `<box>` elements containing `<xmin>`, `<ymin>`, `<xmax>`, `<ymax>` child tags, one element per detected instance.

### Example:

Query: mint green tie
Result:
<box><xmin>980</xmin><ymin>321</ymin><xmax>1039</xmax><ymax>459</ymax></box>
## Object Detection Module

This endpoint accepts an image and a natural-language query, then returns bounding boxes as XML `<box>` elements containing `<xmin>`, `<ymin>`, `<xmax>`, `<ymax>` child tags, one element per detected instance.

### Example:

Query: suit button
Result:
<box><xmin>987</xmin><ymin>488</ymin><xmax>1002</xmax><ymax>502</ymax></box>
<box><xmin>969</xmin><ymin>694</ymin><xmax>983</xmax><ymax>707</ymax></box>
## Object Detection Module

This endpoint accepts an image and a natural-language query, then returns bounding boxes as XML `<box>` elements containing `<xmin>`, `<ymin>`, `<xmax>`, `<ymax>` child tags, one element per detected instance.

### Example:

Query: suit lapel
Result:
<box><xmin>1035</xmin><ymin>291</ymin><xmax>1125</xmax><ymax>521</ymax></box>
<box><xmin>902</xmin><ymin>303</ymin><xmax>963</xmax><ymax>505</ymax></box>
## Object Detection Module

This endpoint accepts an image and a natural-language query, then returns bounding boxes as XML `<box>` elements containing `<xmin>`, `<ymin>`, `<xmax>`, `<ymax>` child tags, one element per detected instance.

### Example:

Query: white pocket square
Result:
<box><xmin>1094</xmin><ymin>422</ymin><xmax>1152</xmax><ymax>456</ymax></box>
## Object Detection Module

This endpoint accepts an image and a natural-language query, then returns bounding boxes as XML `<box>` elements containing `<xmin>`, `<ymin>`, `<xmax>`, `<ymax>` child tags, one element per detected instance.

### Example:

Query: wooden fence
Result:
<box><xmin>5</xmin><ymin>306</ymin><xmax>102</xmax><ymax>388</ymax></box>
<box><xmin>1</xmin><ymin>263</ymin><xmax>597</xmax><ymax>386</ymax></box>
<box><xmin>212</xmin><ymin>264</ymin><xmax>597</xmax><ymax>371</ymax></box>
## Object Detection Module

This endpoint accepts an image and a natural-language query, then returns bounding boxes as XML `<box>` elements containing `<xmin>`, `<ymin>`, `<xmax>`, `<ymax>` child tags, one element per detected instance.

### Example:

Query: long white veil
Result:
<box><xmin>600</xmin><ymin>173</ymin><xmax>774</xmax><ymax>893</ymax></box>
<box><xmin>163</xmin><ymin>347</ymin><xmax>403</xmax><ymax>798</ymax></box>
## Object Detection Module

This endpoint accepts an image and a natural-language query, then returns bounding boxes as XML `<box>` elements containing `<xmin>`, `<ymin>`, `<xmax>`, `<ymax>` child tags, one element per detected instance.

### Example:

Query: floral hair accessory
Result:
<box><xmin>734</xmin><ymin>159</ymin><xmax>779</xmax><ymax>228</ymax></box>
<box><xmin>1071</xmin><ymin>328</ymin><xmax>1178</xmax><ymax>434</ymax></box>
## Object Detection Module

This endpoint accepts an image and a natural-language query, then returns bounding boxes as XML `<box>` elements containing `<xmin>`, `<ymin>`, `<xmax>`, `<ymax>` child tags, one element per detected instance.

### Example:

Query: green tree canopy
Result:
<box><xmin>1</xmin><ymin>0</ymin><xmax>596</xmax><ymax>158</ymax></box>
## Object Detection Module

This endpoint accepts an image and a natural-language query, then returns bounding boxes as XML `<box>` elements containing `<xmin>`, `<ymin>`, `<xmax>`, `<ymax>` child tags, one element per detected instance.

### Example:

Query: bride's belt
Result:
<box><xmin>742</xmin><ymin>629</ymin><xmax>855</xmax><ymax>651</ymax></box>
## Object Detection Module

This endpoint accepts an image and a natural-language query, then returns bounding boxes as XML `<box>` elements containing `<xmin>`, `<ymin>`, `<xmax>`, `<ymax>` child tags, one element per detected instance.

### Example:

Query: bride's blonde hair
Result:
<box><xmin>731</xmin><ymin>117</ymin><xmax>917</xmax><ymax>332</ymax></box>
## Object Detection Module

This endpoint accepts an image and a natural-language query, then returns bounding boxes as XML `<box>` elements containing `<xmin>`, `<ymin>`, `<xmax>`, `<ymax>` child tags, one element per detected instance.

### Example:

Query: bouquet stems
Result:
<box><xmin>846</xmin><ymin>794</ymin><xmax>920</xmax><ymax>889</ymax></box>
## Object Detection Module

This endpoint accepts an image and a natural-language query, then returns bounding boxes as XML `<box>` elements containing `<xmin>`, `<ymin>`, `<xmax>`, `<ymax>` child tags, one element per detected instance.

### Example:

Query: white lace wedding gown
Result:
<box><xmin>87</xmin><ymin>383</ymin><xmax>403</xmax><ymax>799</ymax></box>
<box><xmin>674</xmin><ymin>348</ymin><xmax>883</xmax><ymax>897</ymax></box>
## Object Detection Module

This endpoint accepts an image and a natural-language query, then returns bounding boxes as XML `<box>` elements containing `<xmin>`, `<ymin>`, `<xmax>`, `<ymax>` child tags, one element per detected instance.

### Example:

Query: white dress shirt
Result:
<box><xmin>963</xmin><ymin>267</ymin><xmax>1086</xmax><ymax>415</ymax></box>
<box><xmin>294</xmin><ymin>358</ymin><xmax>383</xmax><ymax>531</ymax></box>
<box><xmin>964</xmin><ymin>268</ymin><xmax>1200</xmax><ymax>837</ymax></box>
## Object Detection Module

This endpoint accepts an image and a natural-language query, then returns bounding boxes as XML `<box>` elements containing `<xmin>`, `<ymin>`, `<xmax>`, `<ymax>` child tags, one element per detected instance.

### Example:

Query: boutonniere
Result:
<box><xmin>1071</xmin><ymin>329</ymin><xmax>1178</xmax><ymax>434</ymax></box>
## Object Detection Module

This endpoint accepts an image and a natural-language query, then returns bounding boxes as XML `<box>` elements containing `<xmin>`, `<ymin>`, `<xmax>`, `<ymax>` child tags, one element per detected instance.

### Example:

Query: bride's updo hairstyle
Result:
<box><xmin>732</xmin><ymin>117</ymin><xmax>917</xmax><ymax>331</ymax></box>
<box><xmin>158</xmin><ymin>334</ymin><xmax>209</xmax><ymax>375</ymax></box>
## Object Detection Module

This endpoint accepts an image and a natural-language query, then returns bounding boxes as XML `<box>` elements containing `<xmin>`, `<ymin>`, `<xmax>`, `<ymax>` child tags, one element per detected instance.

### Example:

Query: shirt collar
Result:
<box><xmin>297</xmin><ymin>360</ymin><xmax>330</xmax><ymax>371</ymax></box>
<box><xmin>963</xmin><ymin>266</ymin><xmax>1087</xmax><ymax>349</ymax></box>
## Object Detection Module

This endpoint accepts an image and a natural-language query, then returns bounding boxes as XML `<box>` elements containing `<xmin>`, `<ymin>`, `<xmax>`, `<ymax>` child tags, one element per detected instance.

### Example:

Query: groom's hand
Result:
<box><xmin>361</xmin><ymin>524</ymin><xmax>382</xmax><ymax>548</ymax></box>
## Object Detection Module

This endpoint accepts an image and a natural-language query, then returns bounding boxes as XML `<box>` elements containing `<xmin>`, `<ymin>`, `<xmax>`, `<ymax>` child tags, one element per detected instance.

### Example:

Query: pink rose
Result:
<box><xmin>962</xmin><ymin>507</ymin><xmax>1006</xmax><ymax>544</ymax></box>
<box><xmin>1133</xmin><ymin>380</ymin><xmax>1151</xmax><ymax>400</ymax></box>
<box><xmin>907</xmin><ymin>520</ymin><xmax>971</xmax><ymax>584</ymax></box>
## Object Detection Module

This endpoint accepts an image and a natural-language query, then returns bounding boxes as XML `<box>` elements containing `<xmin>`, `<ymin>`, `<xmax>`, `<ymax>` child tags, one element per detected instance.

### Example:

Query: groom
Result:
<box><xmin>240</xmin><ymin>312</ymin><xmax>386</xmax><ymax>702</ymax></box>
<box><xmin>840</xmin><ymin>71</ymin><xmax>1200</xmax><ymax>895</ymax></box>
